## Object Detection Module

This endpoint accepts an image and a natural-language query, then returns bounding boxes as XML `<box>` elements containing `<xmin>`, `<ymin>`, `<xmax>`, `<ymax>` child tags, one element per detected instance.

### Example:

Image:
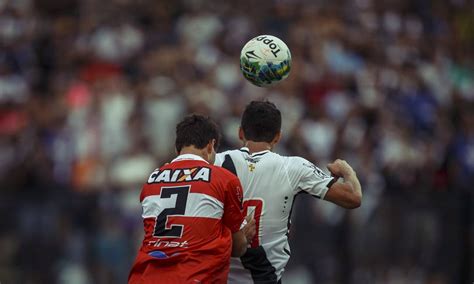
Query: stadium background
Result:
<box><xmin>0</xmin><ymin>0</ymin><xmax>473</xmax><ymax>283</ymax></box>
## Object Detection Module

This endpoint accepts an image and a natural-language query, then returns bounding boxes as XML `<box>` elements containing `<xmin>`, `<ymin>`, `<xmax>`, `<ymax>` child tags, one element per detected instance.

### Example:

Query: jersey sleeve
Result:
<box><xmin>286</xmin><ymin>157</ymin><xmax>335</xmax><ymax>198</ymax></box>
<box><xmin>222</xmin><ymin>177</ymin><xmax>245</xmax><ymax>233</ymax></box>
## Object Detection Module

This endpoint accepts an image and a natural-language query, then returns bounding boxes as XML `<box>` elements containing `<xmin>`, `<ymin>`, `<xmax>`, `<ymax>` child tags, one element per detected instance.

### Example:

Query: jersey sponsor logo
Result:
<box><xmin>147</xmin><ymin>167</ymin><xmax>211</xmax><ymax>184</ymax></box>
<box><xmin>303</xmin><ymin>163</ymin><xmax>330</xmax><ymax>179</ymax></box>
<box><xmin>147</xmin><ymin>239</ymin><xmax>189</xmax><ymax>249</ymax></box>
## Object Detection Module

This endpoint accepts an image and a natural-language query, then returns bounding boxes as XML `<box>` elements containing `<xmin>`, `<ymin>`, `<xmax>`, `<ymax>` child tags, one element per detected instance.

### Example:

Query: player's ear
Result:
<box><xmin>207</xmin><ymin>139</ymin><xmax>216</xmax><ymax>154</ymax></box>
<box><xmin>272</xmin><ymin>131</ymin><xmax>282</xmax><ymax>145</ymax></box>
<box><xmin>238</xmin><ymin>127</ymin><xmax>245</xmax><ymax>141</ymax></box>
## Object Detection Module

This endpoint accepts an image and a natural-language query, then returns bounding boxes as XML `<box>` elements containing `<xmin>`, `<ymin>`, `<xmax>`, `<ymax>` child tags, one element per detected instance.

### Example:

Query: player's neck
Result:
<box><xmin>178</xmin><ymin>147</ymin><xmax>208</xmax><ymax>161</ymax></box>
<box><xmin>244</xmin><ymin>141</ymin><xmax>272</xmax><ymax>154</ymax></box>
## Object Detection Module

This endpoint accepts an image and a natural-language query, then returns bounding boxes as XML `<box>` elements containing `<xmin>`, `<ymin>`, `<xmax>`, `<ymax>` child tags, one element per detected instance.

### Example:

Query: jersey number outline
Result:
<box><xmin>243</xmin><ymin>198</ymin><xmax>264</xmax><ymax>247</ymax></box>
<box><xmin>153</xmin><ymin>186</ymin><xmax>190</xmax><ymax>238</ymax></box>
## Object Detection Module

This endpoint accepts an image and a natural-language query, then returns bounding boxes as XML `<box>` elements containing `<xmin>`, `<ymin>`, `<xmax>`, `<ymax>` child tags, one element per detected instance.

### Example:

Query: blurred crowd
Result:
<box><xmin>0</xmin><ymin>0</ymin><xmax>473</xmax><ymax>283</ymax></box>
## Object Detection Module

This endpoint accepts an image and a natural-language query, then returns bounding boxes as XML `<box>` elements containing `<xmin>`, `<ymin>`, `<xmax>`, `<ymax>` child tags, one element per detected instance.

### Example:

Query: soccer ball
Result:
<box><xmin>240</xmin><ymin>35</ymin><xmax>291</xmax><ymax>87</ymax></box>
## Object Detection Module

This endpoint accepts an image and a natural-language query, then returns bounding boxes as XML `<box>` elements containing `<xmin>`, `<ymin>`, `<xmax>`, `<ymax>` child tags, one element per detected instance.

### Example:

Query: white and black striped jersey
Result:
<box><xmin>215</xmin><ymin>147</ymin><xmax>335</xmax><ymax>284</ymax></box>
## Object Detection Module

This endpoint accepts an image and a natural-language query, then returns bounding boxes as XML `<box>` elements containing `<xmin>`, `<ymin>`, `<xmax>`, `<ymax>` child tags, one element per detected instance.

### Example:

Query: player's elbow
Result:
<box><xmin>344</xmin><ymin>186</ymin><xmax>362</xmax><ymax>209</ymax></box>
<box><xmin>231</xmin><ymin>245</ymin><xmax>246</xmax><ymax>257</ymax></box>
<box><xmin>340</xmin><ymin>183</ymin><xmax>362</xmax><ymax>209</ymax></box>
<box><xmin>345</xmin><ymin>193</ymin><xmax>362</xmax><ymax>209</ymax></box>
<box><xmin>230</xmin><ymin>241</ymin><xmax>247</xmax><ymax>257</ymax></box>
<box><xmin>325</xmin><ymin>182</ymin><xmax>362</xmax><ymax>209</ymax></box>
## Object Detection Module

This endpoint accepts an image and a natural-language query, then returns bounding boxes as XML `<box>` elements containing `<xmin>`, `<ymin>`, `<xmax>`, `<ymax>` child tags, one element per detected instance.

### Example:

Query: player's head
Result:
<box><xmin>175</xmin><ymin>114</ymin><xmax>220</xmax><ymax>163</ymax></box>
<box><xmin>240</xmin><ymin>100</ymin><xmax>282</xmax><ymax>145</ymax></box>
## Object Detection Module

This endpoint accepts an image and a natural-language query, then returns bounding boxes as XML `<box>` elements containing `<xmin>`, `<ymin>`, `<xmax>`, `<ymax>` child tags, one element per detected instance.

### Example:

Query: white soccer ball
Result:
<box><xmin>240</xmin><ymin>35</ymin><xmax>291</xmax><ymax>87</ymax></box>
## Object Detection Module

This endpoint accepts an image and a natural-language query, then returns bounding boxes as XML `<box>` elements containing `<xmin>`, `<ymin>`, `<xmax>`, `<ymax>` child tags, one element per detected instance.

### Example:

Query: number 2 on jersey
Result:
<box><xmin>243</xmin><ymin>199</ymin><xmax>263</xmax><ymax>247</ymax></box>
<box><xmin>153</xmin><ymin>186</ymin><xmax>190</xmax><ymax>238</ymax></box>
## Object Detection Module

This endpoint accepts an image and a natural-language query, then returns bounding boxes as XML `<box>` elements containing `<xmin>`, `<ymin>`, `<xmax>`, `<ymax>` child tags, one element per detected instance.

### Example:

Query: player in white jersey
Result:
<box><xmin>215</xmin><ymin>101</ymin><xmax>362</xmax><ymax>284</ymax></box>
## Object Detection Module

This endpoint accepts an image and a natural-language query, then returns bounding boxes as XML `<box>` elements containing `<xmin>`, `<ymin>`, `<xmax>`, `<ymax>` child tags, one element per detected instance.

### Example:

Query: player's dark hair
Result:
<box><xmin>175</xmin><ymin>114</ymin><xmax>220</xmax><ymax>152</ymax></box>
<box><xmin>241</xmin><ymin>100</ymin><xmax>281</xmax><ymax>142</ymax></box>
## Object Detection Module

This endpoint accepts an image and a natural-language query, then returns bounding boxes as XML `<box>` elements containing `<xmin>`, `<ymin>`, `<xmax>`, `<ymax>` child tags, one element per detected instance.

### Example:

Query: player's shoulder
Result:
<box><xmin>274</xmin><ymin>155</ymin><xmax>318</xmax><ymax>176</ymax></box>
<box><xmin>268</xmin><ymin>152</ymin><xmax>310</xmax><ymax>167</ymax></box>
<box><xmin>284</xmin><ymin>155</ymin><xmax>312</xmax><ymax>165</ymax></box>
<box><xmin>216</xmin><ymin>149</ymin><xmax>246</xmax><ymax>165</ymax></box>
<box><xmin>208</xmin><ymin>162</ymin><xmax>239</xmax><ymax>181</ymax></box>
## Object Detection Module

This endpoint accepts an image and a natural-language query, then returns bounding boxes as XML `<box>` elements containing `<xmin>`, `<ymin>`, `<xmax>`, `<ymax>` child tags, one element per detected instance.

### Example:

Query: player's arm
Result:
<box><xmin>287</xmin><ymin>156</ymin><xmax>361</xmax><ymax>209</ymax></box>
<box><xmin>231</xmin><ymin>216</ymin><xmax>255</xmax><ymax>257</ymax></box>
<box><xmin>324</xmin><ymin>159</ymin><xmax>362</xmax><ymax>209</ymax></box>
<box><xmin>222</xmin><ymin>177</ymin><xmax>256</xmax><ymax>257</ymax></box>
<box><xmin>231</xmin><ymin>231</ymin><xmax>247</xmax><ymax>257</ymax></box>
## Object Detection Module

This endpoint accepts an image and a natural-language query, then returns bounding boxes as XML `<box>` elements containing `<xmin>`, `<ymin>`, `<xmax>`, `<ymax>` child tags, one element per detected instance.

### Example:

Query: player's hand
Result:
<box><xmin>327</xmin><ymin>159</ymin><xmax>354</xmax><ymax>178</ymax></box>
<box><xmin>242</xmin><ymin>215</ymin><xmax>256</xmax><ymax>245</ymax></box>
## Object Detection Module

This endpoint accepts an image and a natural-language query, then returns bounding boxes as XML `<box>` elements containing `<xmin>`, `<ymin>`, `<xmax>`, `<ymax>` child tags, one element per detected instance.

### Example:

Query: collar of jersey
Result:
<box><xmin>240</xmin><ymin>147</ymin><xmax>270</xmax><ymax>156</ymax></box>
<box><xmin>171</xmin><ymin>154</ymin><xmax>209</xmax><ymax>164</ymax></box>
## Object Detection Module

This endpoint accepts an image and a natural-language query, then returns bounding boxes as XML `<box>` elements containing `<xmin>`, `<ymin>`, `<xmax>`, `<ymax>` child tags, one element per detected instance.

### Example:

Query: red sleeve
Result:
<box><xmin>222</xmin><ymin>177</ymin><xmax>245</xmax><ymax>233</ymax></box>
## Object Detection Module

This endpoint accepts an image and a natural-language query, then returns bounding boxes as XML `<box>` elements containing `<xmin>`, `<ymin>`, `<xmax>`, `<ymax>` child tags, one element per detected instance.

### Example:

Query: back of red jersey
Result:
<box><xmin>129</xmin><ymin>154</ymin><xmax>245</xmax><ymax>284</ymax></box>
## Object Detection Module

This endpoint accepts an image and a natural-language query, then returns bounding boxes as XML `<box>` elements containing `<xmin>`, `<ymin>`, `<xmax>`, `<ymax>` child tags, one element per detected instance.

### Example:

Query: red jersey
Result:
<box><xmin>129</xmin><ymin>154</ymin><xmax>245</xmax><ymax>284</ymax></box>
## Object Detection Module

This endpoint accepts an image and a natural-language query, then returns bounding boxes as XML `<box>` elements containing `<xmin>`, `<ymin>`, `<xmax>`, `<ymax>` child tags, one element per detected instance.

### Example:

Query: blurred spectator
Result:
<box><xmin>0</xmin><ymin>0</ymin><xmax>473</xmax><ymax>283</ymax></box>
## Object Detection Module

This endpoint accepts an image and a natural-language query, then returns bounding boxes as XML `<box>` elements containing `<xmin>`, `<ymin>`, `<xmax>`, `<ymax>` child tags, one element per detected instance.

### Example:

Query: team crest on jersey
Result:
<box><xmin>248</xmin><ymin>163</ymin><xmax>256</xmax><ymax>172</ymax></box>
<box><xmin>303</xmin><ymin>163</ymin><xmax>330</xmax><ymax>179</ymax></box>
<box><xmin>147</xmin><ymin>167</ymin><xmax>211</xmax><ymax>183</ymax></box>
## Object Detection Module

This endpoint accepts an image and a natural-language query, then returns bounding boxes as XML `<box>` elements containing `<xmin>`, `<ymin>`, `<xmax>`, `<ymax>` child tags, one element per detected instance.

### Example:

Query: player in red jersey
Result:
<box><xmin>129</xmin><ymin>114</ymin><xmax>256</xmax><ymax>284</ymax></box>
